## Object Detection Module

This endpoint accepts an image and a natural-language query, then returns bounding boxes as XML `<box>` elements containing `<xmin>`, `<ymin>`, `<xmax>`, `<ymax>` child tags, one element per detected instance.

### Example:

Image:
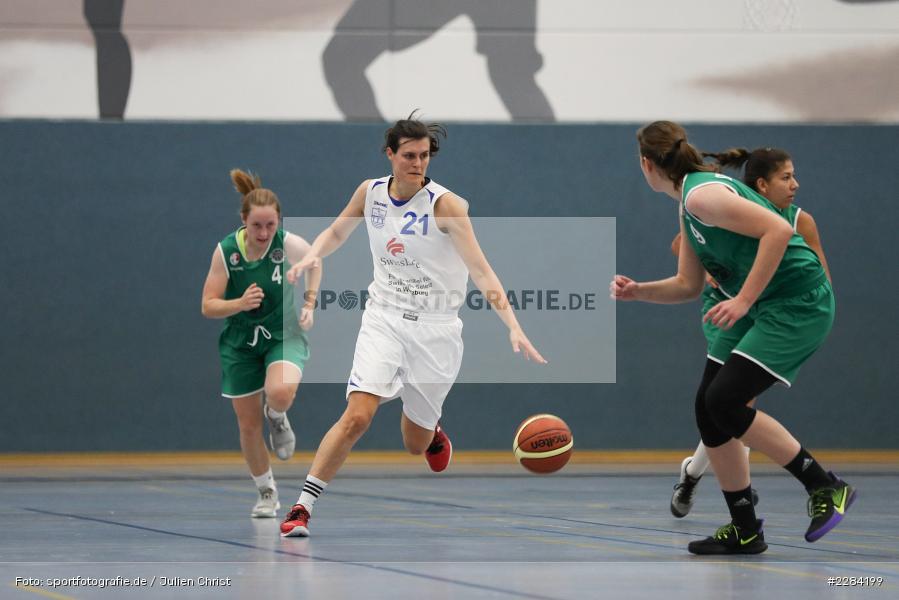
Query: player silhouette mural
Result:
<box><xmin>323</xmin><ymin>0</ymin><xmax>555</xmax><ymax>121</ymax></box>
<box><xmin>84</xmin><ymin>0</ymin><xmax>131</xmax><ymax>119</ymax></box>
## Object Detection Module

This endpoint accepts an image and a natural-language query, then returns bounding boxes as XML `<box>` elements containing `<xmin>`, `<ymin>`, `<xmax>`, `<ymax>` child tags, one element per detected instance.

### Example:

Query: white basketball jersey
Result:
<box><xmin>363</xmin><ymin>176</ymin><xmax>470</xmax><ymax>314</ymax></box>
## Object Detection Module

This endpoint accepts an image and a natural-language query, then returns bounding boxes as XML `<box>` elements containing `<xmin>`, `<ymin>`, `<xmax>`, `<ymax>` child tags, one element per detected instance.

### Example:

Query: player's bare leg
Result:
<box><xmin>310</xmin><ymin>391</ymin><xmax>380</xmax><ymax>481</ymax></box>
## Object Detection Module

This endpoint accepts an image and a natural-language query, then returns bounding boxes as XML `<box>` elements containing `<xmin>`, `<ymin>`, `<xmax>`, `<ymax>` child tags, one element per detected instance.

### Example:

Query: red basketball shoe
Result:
<box><xmin>425</xmin><ymin>423</ymin><xmax>452</xmax><ymax>472</ymax></box>
<box><xmin>280</xmin><ymin>504</ymin><xmax>311</xmax><ymax>537</ymax></box>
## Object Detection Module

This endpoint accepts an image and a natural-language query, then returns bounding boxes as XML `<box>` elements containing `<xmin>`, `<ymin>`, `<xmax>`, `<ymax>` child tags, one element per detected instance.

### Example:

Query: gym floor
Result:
<box><xmin>2</xmin><ymin>452</ymin><xmax>897</xmax><ymax>599</ymax></box>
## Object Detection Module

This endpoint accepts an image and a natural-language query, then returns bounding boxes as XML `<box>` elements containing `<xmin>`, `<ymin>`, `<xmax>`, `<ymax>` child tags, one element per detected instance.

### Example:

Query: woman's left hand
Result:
<box><xmin>510</xmin><ymin>328</ymin><xmax>548</xmax><ymax>364</ymax></box>
<box><xmin>299</xmin><ymin>306</ymin><xmax>315</xmax><ymax>331</ymax></box>
<box><xmin>703</xmin><ymin>296</ymin><xmax>751</xmax><ymax>330</ymax></box>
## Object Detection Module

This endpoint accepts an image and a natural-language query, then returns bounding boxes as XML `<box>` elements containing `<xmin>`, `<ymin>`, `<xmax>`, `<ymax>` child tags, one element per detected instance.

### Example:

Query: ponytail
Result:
<box><xmin>702</xmin><ymin>148</ymin><xmax>751</xmax><ymax>171</ymax></box>
<box><xmin>703</xmin><ymin>147</ymin><xmax>792</xmax><ymax>192</ymax></box>
<box><xmin>229</xmin><ymin>168</ymin><xmax>280</xmax><ymax>219</ymax></box>
<box><xmin>637</xmin><ymin>121</ymin><xmax>713</xmax><ymax>189</ymax></box>
<box><xmin>230</xmin><ymin>169</ymin><xmax>262</xmax><ymax>195</ymax></box>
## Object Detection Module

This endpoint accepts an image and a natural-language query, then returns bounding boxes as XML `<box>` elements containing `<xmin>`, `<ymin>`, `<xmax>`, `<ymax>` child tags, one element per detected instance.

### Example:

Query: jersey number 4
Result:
<box><xmin>271</xmin><ymin>265</ymin><xmax>282</xmax><ymax>284</ymax></box>
<box><xmin>400</xmin><ymin>211</ymin><xmax>429</xmax><ymax>235</ymax></box>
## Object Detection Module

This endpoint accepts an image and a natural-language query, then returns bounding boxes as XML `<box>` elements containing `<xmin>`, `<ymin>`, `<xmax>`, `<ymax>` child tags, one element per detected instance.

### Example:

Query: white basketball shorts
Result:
<box><xmin>345</xmin><ymin>305</ymin><xmax>463</xmax><ymax>430</ymax></box>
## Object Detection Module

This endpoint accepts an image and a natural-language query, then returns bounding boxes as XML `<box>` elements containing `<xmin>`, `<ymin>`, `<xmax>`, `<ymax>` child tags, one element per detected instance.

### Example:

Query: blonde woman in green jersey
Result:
<box><xmin>669</xmin><ymin>148</ymin><xmax>832</xmax><ymax>518</ymax></box>
<box><xmin>201</xmin><ymin>169</ymin><xmax>321</xmax><ymax>518</ymax></box>
<box><xmin>612</xmin><ymin>121</ymin><xmax>855</xmax><ymax>555</ymax></box>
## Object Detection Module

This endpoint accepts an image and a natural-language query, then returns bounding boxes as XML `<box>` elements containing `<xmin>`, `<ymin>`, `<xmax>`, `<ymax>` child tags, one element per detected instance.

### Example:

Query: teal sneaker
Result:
<box><xmin>687</xmin><ymin>520</ymin><xmax>768</xmax><ymax>555</ymax></box>
<box><xmin>805</xmin><ymin>473</ymin><xmax>857</xmax><ymax>542</ymax></box>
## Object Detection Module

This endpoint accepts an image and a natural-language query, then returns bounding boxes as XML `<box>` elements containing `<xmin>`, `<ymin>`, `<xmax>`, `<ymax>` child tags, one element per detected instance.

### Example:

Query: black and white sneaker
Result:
<box><xmin>671</xmin><ymin>457</ymin><xmax>702</xmax><ymax>518</ymax></box>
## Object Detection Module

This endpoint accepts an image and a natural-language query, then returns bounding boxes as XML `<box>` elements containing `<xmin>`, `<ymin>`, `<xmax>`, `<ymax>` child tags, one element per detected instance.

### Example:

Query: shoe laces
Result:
<box><xmin>259</xmin><ymin>488</ymin><xmax>275</xmax><ymax>501</ymax></box>
<box><xmin>286</xmin><ymin>505</ymin><xmax>308</xmax><ymax>522</ymax></box>
<box><xmin>713</xmin><ymin>523</ymin><xmax>738</xmax><ymax>541</ymax></box>
<box><xmin>673</xmin><ymin>476</ymin><xmax>699</xmax><ymax>502</ymax></box>
<box><xmin>426</xmin><ymin>428</ymin><xmax>445</xmax><ymax>454</ymax></box>
<box><xmin>268</xmin><ymin>412</ymin><xmax>289</xmax><ymax>432</ymax></box>
<box><xmin>807</xmin><ymin>487</ymin><xmax>833</xmax><ymax>518</ymax></box>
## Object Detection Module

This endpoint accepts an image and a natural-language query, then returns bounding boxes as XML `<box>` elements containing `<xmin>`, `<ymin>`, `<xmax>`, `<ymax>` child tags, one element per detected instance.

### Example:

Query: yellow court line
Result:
<box><xmin>1</xmin><ymin>450</ymin><xmax>897</xmax><ymax>468</ymax></box>
<box><xmin>8</xmin><ymin>584</ymin><xmax>75</xmax><ymax>600</ymax></box>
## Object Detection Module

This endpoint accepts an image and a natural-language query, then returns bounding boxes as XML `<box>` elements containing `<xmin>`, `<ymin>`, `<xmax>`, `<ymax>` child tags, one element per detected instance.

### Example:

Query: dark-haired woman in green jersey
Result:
<box><xmin>667</xmin><ymin>147</ymin><xmax>832</xmax><ymax>519</ymax></box>
<box><xmin>611</xmin><ymin>121</ymin><xmax>855</xmax><ymax>556</ymax></box>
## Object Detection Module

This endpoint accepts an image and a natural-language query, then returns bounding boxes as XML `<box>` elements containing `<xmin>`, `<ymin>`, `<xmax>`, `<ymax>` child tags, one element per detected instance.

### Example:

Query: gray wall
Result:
<box><xmin>1</xmin><ymin>121</ymin><xmax>895</xmax><ymax>451</ymax></box>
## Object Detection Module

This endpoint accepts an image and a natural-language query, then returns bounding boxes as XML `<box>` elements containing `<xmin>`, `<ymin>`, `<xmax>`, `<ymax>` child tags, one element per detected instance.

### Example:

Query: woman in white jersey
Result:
<box><xmin>667</xmin><ymin>148</ymin><xmax>831</xmax><ymax>518</ymax></box>
<box><xmin>279</xmin><ymin>112</ymin><xmax>546</xmax><ymax>537</ymax></box>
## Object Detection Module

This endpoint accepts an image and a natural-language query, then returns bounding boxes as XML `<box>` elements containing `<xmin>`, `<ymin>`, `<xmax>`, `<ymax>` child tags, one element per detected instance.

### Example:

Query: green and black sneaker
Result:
<box><xmin>687</xmin><ymin>520</ymin><xmax>768</xmax><ymax>555</ymax></box>
<box><xmin>805</xmin><ymin>472</ymin><xmax>857</xmax><ymax>542</ymax></box>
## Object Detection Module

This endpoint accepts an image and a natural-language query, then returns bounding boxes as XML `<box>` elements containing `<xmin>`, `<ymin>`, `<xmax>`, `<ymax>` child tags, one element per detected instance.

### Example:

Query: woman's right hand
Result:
<box><xmin>286</xmin><ymin>254</ymin><xmax>321</xmax><ymax>285</ymax></box>
<box><xmin>239</xmin><ymin>283</ymin><xmax>264</xmax><ymax>311</ymax></box>
<box><xmin>610</xmin><ymin>274</ymin><xmax>639</xmax><ymax>301</ymax></box>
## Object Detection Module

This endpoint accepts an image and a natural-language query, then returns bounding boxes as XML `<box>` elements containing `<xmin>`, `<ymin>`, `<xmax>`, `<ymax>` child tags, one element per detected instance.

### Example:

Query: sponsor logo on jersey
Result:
<box><xmin>689</xmin><ymin>222</ymin><xmax>706</xmax><ymax>245</ymax></box>
<box><xmin>704</xmin><ymin>261</ymin><xmax>732</xmax><ymax>283</ymax></box>
<box><xmin>270</xmin><ymin>248</ymin><xmax>285</xmax><ymax>264</ymax></box>
<box><xmin>379</xmin><ymin>256</ymin><xmax>422</xmax><ymax>269</ymax></box>
<box><xmin>371</xmin><ymin>201</ymin><xmax>387</xmax><ymax>229</ymax></box>
<box><xmin>386</xmin><ymin>237</ymin><xmax>405</xmax><ymax>256</ymax></box>
<box><xmin>229</xmin><ymin>252</ymin><xmax>241</xmax><ymax>266</ymax></box>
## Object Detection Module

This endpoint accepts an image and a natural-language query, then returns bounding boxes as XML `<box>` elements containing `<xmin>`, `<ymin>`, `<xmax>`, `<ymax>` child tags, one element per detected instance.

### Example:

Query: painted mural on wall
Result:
<box><xmin>1</xmin><ymin>0</ymin><xmax>897</xmax><ymax>122</ymax></box>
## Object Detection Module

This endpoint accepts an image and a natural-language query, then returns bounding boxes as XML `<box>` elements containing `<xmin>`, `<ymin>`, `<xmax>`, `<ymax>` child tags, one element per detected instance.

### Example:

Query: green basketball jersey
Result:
<box><xmin>779</xmin><ymin>203</ymin><xmax>801</xmax><ymax>232</ymax></box>
<box><xmin>681</xmin><ymin>172</ymin><xmax>825</xmax><ymax>301</ymax></box>
<box><xmin>218</xmin><ymin>227</ymin><xmax>296</xmax><ymax>333</ymax></box>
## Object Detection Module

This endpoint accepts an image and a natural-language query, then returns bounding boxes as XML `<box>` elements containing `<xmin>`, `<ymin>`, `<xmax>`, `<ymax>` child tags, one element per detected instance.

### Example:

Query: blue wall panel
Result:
<box><xmin>1</xmin><ymin>121</ymin><xmax>894</xmax><ymax>450</ymax></box>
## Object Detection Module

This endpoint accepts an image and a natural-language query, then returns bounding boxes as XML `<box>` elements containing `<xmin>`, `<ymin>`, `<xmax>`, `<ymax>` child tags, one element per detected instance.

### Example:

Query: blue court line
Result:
<box><xmin>513</xmin><ymin>525</ymin><xmax>898</xmax><ymax>561</ymax></box>
<box><xmin>196</xmin><ymin>483</ymin><xmax>475</xmax><ymax>509</ymax></box>
<box><xmin>507</xmin><ymin>512</ymin><xmax>897</xmax><ymax>560</ymax></box>
<box><xmin>274</xmin><ymin>488</ymin><xmax>894</xmax><ymax>561</ymax></box>
<box><xmin>5</xmin><ymin>471</ymin><xmax>898</xmax><ymax>483</ymax></box>
<box><xmin>20</xmin><ymin>507</ymin><xmax>567</xmax><ymax>600</ymax></box>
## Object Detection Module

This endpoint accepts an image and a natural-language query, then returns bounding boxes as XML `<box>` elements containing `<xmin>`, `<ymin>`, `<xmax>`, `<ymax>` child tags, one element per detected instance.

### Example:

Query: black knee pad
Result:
<box><xmin>704</xmin><ymin>378</ymin><xmax>758</xmax><ymax>440</ymax></box>
<box><xmin>703</xmin><ymin>355</ymin><xmax>777</xmax><ymax>439</ymax></box>
<box><xmin>694</xmin><ymin>361</ymin><xmax>731</xmax><ymax>448</ymax></box>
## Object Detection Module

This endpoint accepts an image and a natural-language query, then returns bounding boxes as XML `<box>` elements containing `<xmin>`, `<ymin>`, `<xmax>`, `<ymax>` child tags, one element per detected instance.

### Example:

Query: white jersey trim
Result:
<box><xmin>217</xmin><ymin>243</ymin><xmax>230</xmax><ymax>280</ymax></box>
<box><xmin>791</xmin><ymin>207</ymin><xmax>802</xmax><ymax>233</ymax></box>
<box><xmin>731</xmin><ymin>350</ymin><xmax>791</xmax><ymax>387</ymax></box>
<box><xmin>237</xmin><ymin>227</ymin><xmax>276</xmax><ymax>263</ymax></box>
<box><xmin>266</xmin><ymin>360</ymin><xmax>303</xmax><ymax>379</ymax></box>
<box><xmin>683</xmin><ymin>180</ymin><xmax>740</xmax><ymax>228</ymax></box>
<box><xmin>706</xmin><ymin>354</ymin><xmax>725</xmax><ymax>365</ymax></box>
<box><xmin>221</xmin><ymin>386</ymin><xmax>265</xmax><ymax>399</ymax></box>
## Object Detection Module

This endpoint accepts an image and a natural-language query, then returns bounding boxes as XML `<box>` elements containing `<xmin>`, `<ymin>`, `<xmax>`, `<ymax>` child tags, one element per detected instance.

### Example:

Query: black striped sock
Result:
<box><xmin>297</xmin><ymin>475</ymin><xmax>328</xmax><ymax>512</ymax></box>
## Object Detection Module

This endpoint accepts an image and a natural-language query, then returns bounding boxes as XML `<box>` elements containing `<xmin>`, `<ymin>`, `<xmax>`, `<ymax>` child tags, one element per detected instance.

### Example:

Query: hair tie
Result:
<box><xmin>660</xmin><ymin>139</ymin><xmax>685</xmax><ymax>164</ymax></box>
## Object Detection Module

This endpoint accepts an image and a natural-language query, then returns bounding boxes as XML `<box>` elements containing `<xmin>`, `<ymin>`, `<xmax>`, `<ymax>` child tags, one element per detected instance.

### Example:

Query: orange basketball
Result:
<box><xmin>513</xmin><ymin>414</ymin><xmax>573</xmax><ymax>474</ymax></box>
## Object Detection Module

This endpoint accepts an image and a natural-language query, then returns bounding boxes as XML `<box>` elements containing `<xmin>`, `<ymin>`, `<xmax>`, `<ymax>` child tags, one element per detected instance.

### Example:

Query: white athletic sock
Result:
<box><xmin>687</xmin><ymin>442</ymin><xmax>710</xmax><ymax>477</ymax></box>
<box><xmin>252</xmin><ymin>469</ymin><xmax>276</xmax><ymax>491</ymax></box>
<box><xmin>266</xmin><ymin>406</ymin><xmax>286</xmax><ymax>420</ymax></box>
<box><xmin>296</xmin><ymin>475</ymin><xmax>328</xmax><ymax>514</ymax></box>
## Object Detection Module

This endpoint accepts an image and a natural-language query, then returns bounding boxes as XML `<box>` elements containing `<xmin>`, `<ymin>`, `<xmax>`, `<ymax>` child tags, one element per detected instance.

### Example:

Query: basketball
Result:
<box><xmin>513</xmin><ymin>414</ymin><xmax>573</xmax><ymax>474</ymax></box>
